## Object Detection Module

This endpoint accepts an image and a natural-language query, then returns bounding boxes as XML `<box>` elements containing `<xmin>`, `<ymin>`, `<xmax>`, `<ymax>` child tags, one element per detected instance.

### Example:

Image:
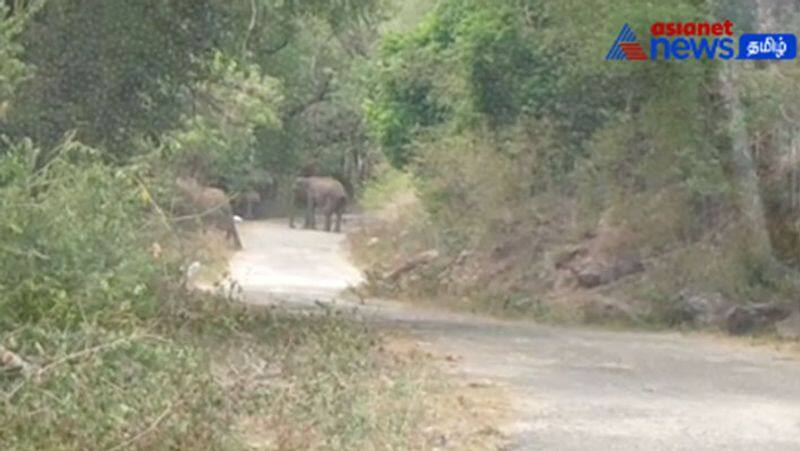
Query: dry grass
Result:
<box><xmin>376</xmin><ymin>333</ymin><xmax>512</xmax><ymax>450</ymax></box>
<box><xmin>203</xmin><ymin>316</ymin><xmax>511</xmax><ymax>451</ymax></box>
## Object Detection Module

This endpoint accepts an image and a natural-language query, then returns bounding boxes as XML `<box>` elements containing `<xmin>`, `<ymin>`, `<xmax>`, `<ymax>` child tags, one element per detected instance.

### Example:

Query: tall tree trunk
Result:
<box><xmin>713</xmin><ymin>0</ymin><xmax>776</xmax><ymax>260</ymax></box>
<box><xmin>719</xmin><ymin>62</ymin><xmax>773</xmax><ymax>259</ymax></box>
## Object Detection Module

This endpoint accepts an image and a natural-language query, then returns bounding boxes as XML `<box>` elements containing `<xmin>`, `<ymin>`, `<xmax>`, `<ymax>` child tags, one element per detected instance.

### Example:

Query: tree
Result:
<box><xmin>0</xmin><ymin>3</ymin><xmax>31</xmax><ymax>129</ymax></box>
<box><xmin>7</xmin><ymin>0</ymin><xmax>223</xmax><ymax>159</ymax></box>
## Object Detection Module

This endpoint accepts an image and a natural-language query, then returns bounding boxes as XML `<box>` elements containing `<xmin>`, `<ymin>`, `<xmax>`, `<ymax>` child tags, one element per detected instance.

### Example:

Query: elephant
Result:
<box><xmin>289</xmin><ymin>176</ymin><xmax>347</xmax><ymax>232</ymax></box>
<box><xmin>234</xmin><ymin>189</ymin><xmax>262</xmax><ymax>219</ymax></box>
<box><xmin>174</xmin><ymin>177</ymin><xmax>243</xmax><ymax>250</ymax></box>
<box><xmin>231</xmin><ymin>170</ymin><xmax>276</xmax><ymax>219</ymax></box>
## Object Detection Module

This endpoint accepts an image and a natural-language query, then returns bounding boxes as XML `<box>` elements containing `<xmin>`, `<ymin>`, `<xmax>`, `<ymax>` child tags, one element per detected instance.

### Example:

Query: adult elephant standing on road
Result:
<box><xmin>289</xmin><ymin>176</ymin><xmax>347</xmax><ymax>233</ymax></box>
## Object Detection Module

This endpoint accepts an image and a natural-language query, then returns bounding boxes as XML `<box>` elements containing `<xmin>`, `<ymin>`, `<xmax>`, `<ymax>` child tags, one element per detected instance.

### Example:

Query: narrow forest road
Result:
<box><xmin>230</xmin><ymin>219</ymin><xmax>800</xmax><ymax>451</ymax></box>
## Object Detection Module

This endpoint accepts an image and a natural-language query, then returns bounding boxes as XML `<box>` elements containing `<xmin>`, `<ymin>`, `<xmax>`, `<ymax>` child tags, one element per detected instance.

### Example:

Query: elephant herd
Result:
<box><xmin>173</xmin><ymin>175</ymin><xmax>348</xmax><ymax>250</ymax></box>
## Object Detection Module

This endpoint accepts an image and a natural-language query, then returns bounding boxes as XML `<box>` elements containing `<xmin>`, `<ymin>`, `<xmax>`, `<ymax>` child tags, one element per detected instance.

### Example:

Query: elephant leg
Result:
<box><xmin>304</xmin><ymin>200</ymin><xmax>315</xmax><ymax>229</ymax></box>
<box><xmin>324</xmin><ymin>212</ymin><xmax>332</xmax><ymax>232</ymax></box>
<box><xmin>302</xmin><ymin>202</ymin><xmax>310</xmax><ymax>228</ymax></box>
<box><xmin>334</xmin><ymin>208</ymin><xmax>342</xmax><ymax>233</ymax></box>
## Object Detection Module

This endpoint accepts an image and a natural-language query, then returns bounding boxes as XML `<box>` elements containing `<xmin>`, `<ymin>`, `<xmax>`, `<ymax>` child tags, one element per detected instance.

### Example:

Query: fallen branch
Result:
<box><xmin>170</xmin><ymin>202</ymin><xmax>228</xmax><ymax>224</ymax></box>
<box><xmin>384</xmin><ymin>250</ymin><xmax>440</xmax><ymax>283</ymax></box>
<box><xmin>36</xmin><ymin>336</ymin><xmax>133</xmax><ymax>378</ymax></box>
<box><xmin>109</xmin><ymin>401</ymin><xmax>178</xmax><ymax>451</ymax></box>
<box><xmin>4</xmin><ymin>335</ymin><xmax>167</xmax><ymax>407</ymax></box>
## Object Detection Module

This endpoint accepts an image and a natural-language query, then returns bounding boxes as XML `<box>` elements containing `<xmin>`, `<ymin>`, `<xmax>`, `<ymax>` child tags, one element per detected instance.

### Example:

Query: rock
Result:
<box><xmin>608</xmin><ymin>257</ymin><xmax>645</xmax><ymax>281</ymax></box>
<box><xmin>725</xmin><ymin>302</ymin><xmax>792</xmax><ymax>335</ymax></box>
<box><xmin>467</xmin><ymin>379</ymin><xmax>496</xmax><ymax>388</ymax></box>
<box><xmin>675</xmin><ymin>292</ymin><xmax>734</xmax><ymax>327</ymax></box>
<box><xmin>776</xmin><ymin>310</ymin><xmax>800</xmax><ymax>340</ymax></box>
<box><xmin>505</xmin><ymin>296</ymin><xmax>537</xmax><ymax>311</ymax></box>
<box><xmin>750</xmin><ymin>302</ymin><xmax>790</xmax><ymax>324</ymax></box>
<box><xmin>553</xmin><ymin>246</ymin><xmax>588</xmax><ymax>269</ymax></box>
<box><xmin>571</xmin><ymin>257</ymin><xmax>644</xmax><ymax>289</ymax></box>
<box><xmin>724</xmin><ymin>307</ymin><xmax>755</xmax><ymax>335</ymax></box>
<box><xmin>575</xmin><ymin>266</ymin><xmax>603</xmax><ymax>288</ymax></box>
<box><xmin>581</xmin><ymin>296</ymin><xmax>639</xmax><ymax>324</ymax></box>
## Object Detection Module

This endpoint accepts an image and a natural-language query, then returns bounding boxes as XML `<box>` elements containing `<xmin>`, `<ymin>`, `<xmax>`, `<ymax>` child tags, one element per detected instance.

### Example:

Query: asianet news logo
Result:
<box><xmin>606</xmin><ymin>21</ymin><xmax>797</xmax><ymax>61</ymax></box>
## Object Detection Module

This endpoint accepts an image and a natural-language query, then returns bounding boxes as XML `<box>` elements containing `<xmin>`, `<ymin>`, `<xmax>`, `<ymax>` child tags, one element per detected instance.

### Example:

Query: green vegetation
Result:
<box><xmin>3</xmin><ymin>0</ymin><xmax>800</xmax><ymax>447</ymax></box>
<box><xmin>356</xmin><ymin>0</ymin><xmax>800</xmax><ymax>327</ymax></box>
<box><xmin>0</xmin><ymin>137</ymin><xmax>172</xmax><ymax>328</ymax></box>
<box><xmin>0</xmin><ymin>1</ymin><xmax>440</xmax><ymax>449</ymax></box>
<box><xmin>1</xmin><ymin>0</ymin><xmax>385</xmax><ymax>191</ymax></box>
<box><xmin>0</xmin><ymin>134</ymin><xmax>430</xmax><ymax>449</ymax></box>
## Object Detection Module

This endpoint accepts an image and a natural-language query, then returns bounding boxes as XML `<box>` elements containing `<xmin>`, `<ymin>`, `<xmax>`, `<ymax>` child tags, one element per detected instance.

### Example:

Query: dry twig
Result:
<box><xmin>109</xmin><ymin>401</ymin><xmax>178</xmax><ymax>451</ymax></box>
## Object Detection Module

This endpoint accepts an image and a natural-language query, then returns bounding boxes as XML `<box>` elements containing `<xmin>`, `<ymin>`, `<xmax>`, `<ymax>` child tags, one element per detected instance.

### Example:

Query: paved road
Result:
<box><xmin>231</xmin><ymin>219</ymin><xmax>800</xmax><ymax>450</ymax></box>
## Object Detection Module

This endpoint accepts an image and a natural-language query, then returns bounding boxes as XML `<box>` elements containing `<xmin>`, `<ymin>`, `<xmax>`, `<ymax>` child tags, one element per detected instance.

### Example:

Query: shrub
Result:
<box><xmin>358</xmin><ymin>165</ymin><xmax>416</xmax><ymax>211</ymax></box>
<box><xmin>1</xmin><ymin>327</ymin><xmax>232</xmax><ymax>451</ymax></box>
<box><xmin>413</xmin><ymin>129</ymin><xmax>534</xmax><ymax>252</ymax></box>
<box><xmin>0</xmin><ymin>137</ymin><xmax>180</xmax><ymax>329</ymax></box>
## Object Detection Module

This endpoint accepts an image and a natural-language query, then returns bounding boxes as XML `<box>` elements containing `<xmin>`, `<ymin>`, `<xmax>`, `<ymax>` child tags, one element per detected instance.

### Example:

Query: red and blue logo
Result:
<box><xmin>605</xmin><ymin>23</ymin><xmax>648</xmax><ymax>61</ymax></box>
<box><xmin>606</xmin><ymin>21</ymin><xmax>797</xmax><ymax>61</ymax></box>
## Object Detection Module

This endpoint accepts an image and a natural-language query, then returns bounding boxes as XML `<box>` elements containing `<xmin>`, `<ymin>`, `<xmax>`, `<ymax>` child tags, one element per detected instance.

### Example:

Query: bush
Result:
<box><xmin>0</xmin><ymin>137</ymin><xmax>178</xmax><ymax>329</ymax></box>
<box><xmin>413</xmin><ymin>129</ymin><xmax>534</xmax><ymax>252</ymax></box>
<box><xmin>358</xmin><ymin>165</ymin><xmax>416</xmax><ymax>211</ymax></box>
<box><xmin>0</xmin><ymin>137</ymin><xmax>240</xmax><ymax>450</ymax></box>
<box><xmin>0</xmin><ymin>137</ymin><xmax>435</xmax><ymax>450</ymax></box>
<box><xmin>1</xmin><ymin>327</ymin><xmax>232</xmax><ymax>451</ymax></box>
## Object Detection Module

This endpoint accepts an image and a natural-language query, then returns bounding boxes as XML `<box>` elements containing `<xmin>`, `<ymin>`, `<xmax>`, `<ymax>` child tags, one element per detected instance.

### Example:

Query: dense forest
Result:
<box><xmin>2</xmin><ymin>0</ymin><xmax>800</xmax><ymax>448</ymax></box>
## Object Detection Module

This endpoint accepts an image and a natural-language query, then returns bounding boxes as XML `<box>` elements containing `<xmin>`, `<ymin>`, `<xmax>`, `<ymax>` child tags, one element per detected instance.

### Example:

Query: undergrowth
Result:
<box><xmin>350</xmin><ymin>129</ymin><xmax>800</xmax><ymax>330</ymax></box>
<box><xmin>0</xmin><ymin>139</ymin><xmax>431</xmax><ymax>450</ymax></box>
<box><xmin>2</xmin><ymin>293</ymin><xmax>431</xmax><ymax>450</ymax></box>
